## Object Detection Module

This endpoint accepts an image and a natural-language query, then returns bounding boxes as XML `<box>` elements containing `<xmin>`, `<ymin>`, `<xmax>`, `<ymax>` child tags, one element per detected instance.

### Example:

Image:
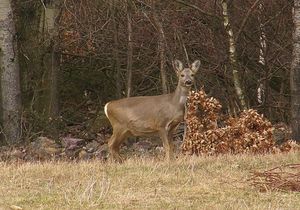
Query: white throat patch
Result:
<box><xmin>180</xmin><ymin>96</ymin><xmax>188</xmax><ymax>104</ymax></box>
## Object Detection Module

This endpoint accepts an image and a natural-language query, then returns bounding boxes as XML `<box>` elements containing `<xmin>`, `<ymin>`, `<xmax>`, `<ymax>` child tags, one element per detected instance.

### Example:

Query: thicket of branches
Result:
<box><xmin>58</xmin><ymin>0</ymin><xmax>292</xmax><ymax>116</ymax></box>
<box><xmin>8</xmin><ymin>0</ymin><xmax>294</xmax><ymax>142</ymax></box>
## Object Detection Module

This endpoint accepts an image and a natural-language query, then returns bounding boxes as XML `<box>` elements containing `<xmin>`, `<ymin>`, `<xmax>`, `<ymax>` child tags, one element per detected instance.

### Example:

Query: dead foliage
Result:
<box><xmin>182</xmin><ymin>89</ymin><xmax>298</xmax><ymax>155</ymax></box>
<box><xmin>249</xmin><ymin>164</ymin><xmax>300</xmax><ymax>192</ymax></box>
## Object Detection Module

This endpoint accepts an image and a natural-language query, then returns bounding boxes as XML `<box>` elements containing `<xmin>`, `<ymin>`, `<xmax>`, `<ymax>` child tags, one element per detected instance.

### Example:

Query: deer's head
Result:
<box><xmin>173</xmin><ymin>60</ymin><xmax>200</xmax><ymax>88</ymax></box>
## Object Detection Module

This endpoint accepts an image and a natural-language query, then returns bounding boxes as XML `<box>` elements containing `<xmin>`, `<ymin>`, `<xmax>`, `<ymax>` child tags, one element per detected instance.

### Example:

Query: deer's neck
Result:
<box><xmin>172</xmin><ymin>84</ymin><xmax>190</xmax><ymax>108</ymax></box>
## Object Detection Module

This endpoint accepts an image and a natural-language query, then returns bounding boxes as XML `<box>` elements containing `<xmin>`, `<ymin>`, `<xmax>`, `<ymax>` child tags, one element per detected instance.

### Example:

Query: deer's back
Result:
<box><xmin>105</xmin><ymin>94</ymin><xmax>184</xmax><ymax>135</ymax></box>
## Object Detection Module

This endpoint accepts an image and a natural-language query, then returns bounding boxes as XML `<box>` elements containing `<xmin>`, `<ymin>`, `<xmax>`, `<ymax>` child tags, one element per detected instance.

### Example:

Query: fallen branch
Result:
<box><xmin>249</xmin><ymin>164</ymin><xmax>300</xmax><ymax>192</ymax></box>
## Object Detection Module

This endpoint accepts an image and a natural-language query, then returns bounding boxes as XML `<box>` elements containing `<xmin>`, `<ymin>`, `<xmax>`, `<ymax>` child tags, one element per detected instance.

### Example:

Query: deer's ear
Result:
<box><xmin>191</xmin><ymin>60</ymin><xmax>201</xmax><ymax>73</ymax></box>
<box><xmin>173</xmin><ymin>60</ymin><xmax>184</xmax><ymax>73</ymax></box>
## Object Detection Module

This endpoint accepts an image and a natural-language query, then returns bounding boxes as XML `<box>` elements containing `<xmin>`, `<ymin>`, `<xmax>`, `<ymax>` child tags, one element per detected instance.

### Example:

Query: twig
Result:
<box><xmin>235</xmin><ymin>0</ymin><xmax>261</xmax><ymax>42</ymax></box>
<box><xmin>40</xmin><ymin>0</ymin><xmax>46</xmax><ymax>10</ymax></box>
<box><xmin>174</xmin><ymin>0</ymin><xmax>221</xmax><ymax>20</ymax></box>
<box><xmin>249</xmin><ymin>164</ymin><xmax>300</xmax><ymax>192</ymax></box>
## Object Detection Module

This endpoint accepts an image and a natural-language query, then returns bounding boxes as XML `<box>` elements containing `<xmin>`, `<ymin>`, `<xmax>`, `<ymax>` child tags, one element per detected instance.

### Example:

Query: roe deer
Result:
<box><xmin>104</xmin><ymin>60</ymin><xmax>200</xmax><ymax>162</ymax></box>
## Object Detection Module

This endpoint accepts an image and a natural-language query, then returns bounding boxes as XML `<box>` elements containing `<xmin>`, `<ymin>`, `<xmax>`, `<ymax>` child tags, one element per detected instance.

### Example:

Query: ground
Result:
<box><xmin>0</xmin><ymin>152</ymin><xmax>299</xmax><ymax>210</ymax></box>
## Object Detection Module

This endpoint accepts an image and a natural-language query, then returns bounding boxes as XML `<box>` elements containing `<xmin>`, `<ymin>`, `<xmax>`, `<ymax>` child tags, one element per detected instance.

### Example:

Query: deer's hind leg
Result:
<box><xmin>108</xmin><ymin>126</ymin><xmax>128</xmax><ymax>162</ymax></box>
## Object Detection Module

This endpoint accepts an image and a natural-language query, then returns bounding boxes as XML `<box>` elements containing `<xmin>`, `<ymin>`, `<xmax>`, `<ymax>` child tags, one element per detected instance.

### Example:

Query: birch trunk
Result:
<box><xmin>0</xmin><ymin>0</ymin><xmax>22</xmax><ymax>144</ymax></box>
<box><xmin>291</xmin><ymin>0</ymin><xmax>300</xmax><ymax>142</ymax></box>
<box><xmin>126</xmin><ymin>0</ymin><xmax>133</xmax><ymax>97</ymax></box>
<box><xmin>257</xmin><ymin>2</ymin><xmax>271</xmax><ymax>120</ymax></box>
<box><xmin>221</xmin><ymin>0</ymin><xmax>247</xmax><ymax>110</ymax></box>
<box><xmin>257</xmin><ymin>3</ymin><xmax>266</xmax><ymax>105</ymax></box>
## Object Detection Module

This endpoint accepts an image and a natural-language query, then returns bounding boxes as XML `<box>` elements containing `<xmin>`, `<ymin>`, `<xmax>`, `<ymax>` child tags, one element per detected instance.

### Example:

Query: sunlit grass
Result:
<box><xmin>0</xmin><ymin>152</ymin><xmax>299</xmax><ymax>210</ymax></box>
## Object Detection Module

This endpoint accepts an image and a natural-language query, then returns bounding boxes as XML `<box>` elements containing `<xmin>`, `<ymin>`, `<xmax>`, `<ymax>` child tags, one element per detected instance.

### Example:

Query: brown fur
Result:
<box><xmin>105</xmin><ymin>60</ymin><xmax>200</xmax><ymax>162</ymax></box>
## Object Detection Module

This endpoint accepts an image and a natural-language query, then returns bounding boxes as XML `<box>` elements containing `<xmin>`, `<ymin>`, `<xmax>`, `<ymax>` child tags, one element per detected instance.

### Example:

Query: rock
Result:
<box><xmin>78</xmin><ymin>149</ymin><xmax>89</xmax><ymax>160</ymax></box>
<box><xmin>62</xmin><ymin>137</ymin><xmax>85</xmax><ymax>150</ymax></box>
<box><xmin>95</xmin><ymin>144</ymin><xmax>108</xmax><ymax>160</ymax></box>
<box><xmin>29</xmin><ymin>137</ymin><xmax>61</xmax><ymax>160</ymax></box>
<box><xmin>272</xmin><ymin>123</ymin><xmax>291</xmax><ymax>145</ymax></box>
<box><xmin>10</xmin><ymin>148</ymin><xmax>25</xmax><ymax>160</ymax></box>
<box><xmin>61</xmin><ymin>137</ymin><xmax>86</xmax><ymax>160</ymax></box>
<box><xmin>64</xmin><ymin>148</ymin><xmax>81</xmax><ymax>159</ymax></box>
<box><xmin>125</xmin><ymin>137</ymin><xmax>138</xmax><ymax>147</ymax></box>
<box><xmin>96</xmin><ymin>133</ymin><xmax>108</xmax><ymax>144</ymax></box>
<box><xmin>0</xmin><ymin>146</ymin><xmax>11</xmax><ymax>161</ymax></box>
<box><xmin>85</xmin><ymin>140</ymin><xmax>100</xmax><ymax>153</ymax></box>
<box><xmin>133</xmin><ymin>140</ymin><xmax>153</xmax><ymax>153</ymax></box>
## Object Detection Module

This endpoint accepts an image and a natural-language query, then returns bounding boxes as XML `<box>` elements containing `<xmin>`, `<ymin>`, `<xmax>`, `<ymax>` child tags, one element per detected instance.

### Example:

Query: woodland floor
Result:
<box><xmin>0</xmin><ymin>152</ymin><xmax>299</xmax><ymax>210</ymax></box>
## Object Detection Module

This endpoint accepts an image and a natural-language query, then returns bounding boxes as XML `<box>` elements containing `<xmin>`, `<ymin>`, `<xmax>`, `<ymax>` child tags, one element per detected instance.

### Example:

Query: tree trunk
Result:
<box><xmin>112</xmin><ymin>0</ymin><xmax>122</xmax><ymax>99</ymax></box>
<box><xmin>41</xmin><ymin>1</ymin><xmax>60</xmax><ymax>139</ymax></box>
<box><xmin>257</xmin><ymin>2</ymin><xmax>266</xmax><ymax>105</ymax></box>
<box><xmin>221</xmin><ymin>0</ymin><xmax>247</xmax><ymax>110</ymax></box>
<box><xmin>152</xmin><ymin>4</ymin><xmax>168</xmax><ymax>94</ymax></box>
<box><xmin>48</xmin><ymin>40</ymin><xmax>59</xmax><ymax>120</ymax></box>
<box><xmin>126</xmin><ymin>0</ymin><xmax>133</xmax><ymax>97</ymax></box>
<box><xmin>256</xmin><ymin>2</ymin><xmax>271</xmax><ymax>119</ymax></box>
<box><xmin>16</xmin><ymin>3</ymin><xmax>42</xmax><ymax>110</ymax></box>
<box><xmin>291</xmin><ymin>0</ymin><xmax>300</xmax><ymax>142</ymax></box>
<box><xmin>0</xmin><ymin>0</ymin><xmax>22</xmax><ymax>144</ymax></box>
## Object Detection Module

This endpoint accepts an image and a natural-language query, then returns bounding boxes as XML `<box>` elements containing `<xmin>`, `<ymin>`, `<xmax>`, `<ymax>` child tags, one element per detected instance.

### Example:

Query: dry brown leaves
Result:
<box><xmin>182</xmin><ymin>89</ymin><xmax>298</xmax><ymax>155</ymax></box>
<box><xmin>249</xmin><ymin>164</ymin><xmax>300</xmax><ymax>192</ymax></box>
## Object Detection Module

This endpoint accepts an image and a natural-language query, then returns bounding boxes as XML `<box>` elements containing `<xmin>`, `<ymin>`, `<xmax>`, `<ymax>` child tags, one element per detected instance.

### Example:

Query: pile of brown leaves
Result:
<box><xmin>249</xmin><ymin>164</ymin><xmax>300</xmax><ymax>192</ymax></box>
<box><xmin>182</xmin><ymin>89</ymin><xmax>297</xmax><ymax>155</ymax></box>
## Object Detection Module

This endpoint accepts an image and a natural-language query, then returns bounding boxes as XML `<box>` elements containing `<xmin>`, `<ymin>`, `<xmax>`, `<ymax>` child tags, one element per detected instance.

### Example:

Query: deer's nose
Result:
<box><xmin>185</xmin><ymin>80</ymin><xmax>192</xmax><ymax>86</ymax></box>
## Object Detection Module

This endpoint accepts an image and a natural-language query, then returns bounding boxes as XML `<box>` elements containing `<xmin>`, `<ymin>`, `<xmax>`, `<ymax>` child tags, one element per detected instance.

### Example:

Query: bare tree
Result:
<box><xmin>40</xmin><ymin>0</ymin><xmax>61</xmax><ymax>138</ymax></box>
<box><xmin>152</xmin><ymin>2</ymin><xmax>168</xmax><ymax>94</ymax></box>
<box><xmin>126</xmin><ymin>0</ymin><xmax>134</xmax><ymax>97</ymax></box>
<box><xmin>221</xmin><ymin>0</ymin><xmax>247</xmax><ymax>110</ymax></box>
<box><xmin>47</xmin><ymin>1</ymin><xmax>60</xmax><ymax>118</ymax></box>
<box><xmin>291</xmin><ymin>0</ymin><xmax>300</xmax><ymax>142</ymax></box>
<box><xmin>112</xmin><ymin>0</ymin><xmax>122</xmax><ymax>99</ymax></box>
<box><xmin>257</xmin><ymin>2</ymin><xmax>266</xmax><ymax>105</ymax></box>
<box><xmin>50</xmin><ymin>0</ymin><xmax>294</xmax><ymax>132</ymax></box>
<box><xmin>257</xmin><ymin>1</ymin><xmax>270</xmax><ymax>118</ymax></box>
<box><xmin>0</xmin><ymin>0</ymin><xmax>22</xmax><ymax>144</ymax></box>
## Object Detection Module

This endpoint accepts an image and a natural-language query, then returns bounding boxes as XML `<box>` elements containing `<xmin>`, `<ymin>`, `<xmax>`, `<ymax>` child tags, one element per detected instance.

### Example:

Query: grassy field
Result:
<box><xmin>0</xmin><ymin>152</ymin><xmax>299</xmax><ymax>210</ymax></box>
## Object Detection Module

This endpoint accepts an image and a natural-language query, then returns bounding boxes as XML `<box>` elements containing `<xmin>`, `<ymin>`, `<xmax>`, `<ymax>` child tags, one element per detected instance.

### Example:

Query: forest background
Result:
<box><xmin>0</xmin><ymin>0</ymin><xmax>299</xmax><ymax>147</ymax></box>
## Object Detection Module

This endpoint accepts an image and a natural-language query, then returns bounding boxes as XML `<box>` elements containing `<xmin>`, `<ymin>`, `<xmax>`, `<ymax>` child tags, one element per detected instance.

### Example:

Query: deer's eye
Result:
<box><xmin>191</xmin><ymin>74</ymin><xmax>195</xmax><ymax>77</ymax></box>
<box><xmin>181</xmin><ymin>74</ymin><xmax>184</xmax><ymax>77</ymax></box>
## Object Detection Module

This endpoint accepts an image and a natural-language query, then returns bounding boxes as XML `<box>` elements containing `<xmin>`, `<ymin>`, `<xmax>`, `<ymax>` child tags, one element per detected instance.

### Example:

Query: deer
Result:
<box><xmin>104</xmin><ymin>59</ymin><xmax>200</xmax><ymax>162</ymax></box>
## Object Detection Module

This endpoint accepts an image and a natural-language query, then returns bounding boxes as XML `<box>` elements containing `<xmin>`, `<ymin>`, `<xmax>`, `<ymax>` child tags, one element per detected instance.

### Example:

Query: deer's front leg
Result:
<box><xmin>159</xmin><ymin>130</ymin><xmax>175</xmax><ymax>161</ymax></box>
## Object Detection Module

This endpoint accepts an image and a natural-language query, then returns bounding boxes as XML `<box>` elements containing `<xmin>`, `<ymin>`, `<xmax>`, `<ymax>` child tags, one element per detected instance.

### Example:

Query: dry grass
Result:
<box><xmin>0</xmin><ymin>152</ymin><xmax>299</xmax><ymax>210</ymax></box>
